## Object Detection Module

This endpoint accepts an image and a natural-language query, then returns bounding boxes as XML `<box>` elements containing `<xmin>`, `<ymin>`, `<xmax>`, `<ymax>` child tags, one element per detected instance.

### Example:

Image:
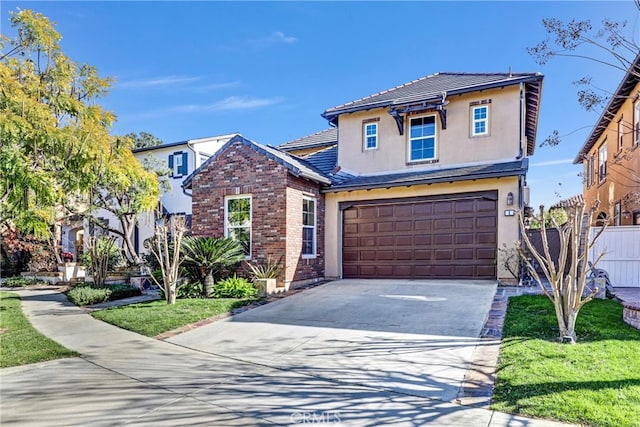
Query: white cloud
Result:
<box><xmin>172</xmin><ymin>96</ymin><xmax>283</xmax><ymax>113</ymax></box>
<box><xmin>530</xmin><ymin>158</ymin><xmax>574</xmax><ymax>167</ymax></box>
<box><xmin>118</xmin><ymin>75</ymin><xmax>201</xmax><ymax>89</ymax></box>
<box><xmin>247</xmin><ymin>31</ymin><xmax>298</xmax><ymax>49</ymax></box>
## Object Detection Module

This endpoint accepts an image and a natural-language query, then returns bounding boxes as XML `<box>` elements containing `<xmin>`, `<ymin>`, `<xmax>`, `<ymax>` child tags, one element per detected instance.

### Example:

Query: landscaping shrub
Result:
<box><xmin>213</xmin><ymin>275</ymin><xmax>257</xmax><ymax>299</ymax></box>
<box><xmin>2</xmin><ymin>276</ymin><xmax>46</xmax><ymax>288</ymax></box>
<box><xmin>158</xmin><ymin>280</ymin><xmax>204</xmax><ymax>300</ymax></box>
<box><xmin>66</xmin><ymin>283</ymin><xmax>141</xmax><ymax>306</ymax></box>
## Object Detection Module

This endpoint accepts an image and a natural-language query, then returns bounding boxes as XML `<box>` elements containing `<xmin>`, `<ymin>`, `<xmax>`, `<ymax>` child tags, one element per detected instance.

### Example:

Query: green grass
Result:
<box><xmin>91</xmin><ymin>297</ymin><xmax>257</xmax><ymax>337</ymax></box>
<box><xmin>0</xmin><ymin>291</ymin><xmax>78</xmax><ymax>368</ymax></box>
<box><xmin>492</xmin><ymin>295</ymin><xmax>640</xmax><ymax>427</ymax></box>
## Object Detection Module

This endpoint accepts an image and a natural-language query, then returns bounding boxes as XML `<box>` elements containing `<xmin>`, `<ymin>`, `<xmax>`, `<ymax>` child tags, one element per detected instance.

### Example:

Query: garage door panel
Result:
<box><xmin>476</xmin><ymin>217</ymin><xmax>497</xmax><ymax>228</ymax></box>
<box><xmin>477</xmin><ymin>248</ymin><xmax>496</xmax><ymax>259</ymax></box>
<box><xmin>359</xmin><ymin>237</ymin><xmax>376</xmax><ymax>247</ymax></box>
<box><xmin>395</xmin><ymin>221</ymin><xmax>413</xmax><ymax>232</ymax></box>
<box><xmin>395</xmin><ymin>235</ymin><xmax>413</xmax><ymax>246</ymax></box>
<box><xmin>377</xmin><ymin>236</ymin><xmax>394</xmax><ymax>246</ymax></box>
<box><xmin>342</xmin><ymin>192</ymin><xmax>497</xmax><ymax>279</ymax></box>
<box><xmin>394</xmin><ymin>205</ymin><xmax>413</xmax><ymax>217</ymax></box>
<box><xmin>434</xmin><ymin>234</ymin><xmax>453</xmax><ymax>245</ymax></box>
<box><xmin>359</xmin><ymin>222</ymin><xmax>376</xmax><ymax>233</ymax></box>
<box><xmin>394</xmin><ymin>265</ymin><xmax>413</xmax><ymax>276</ymax></box>
<box><xmin>378</xmin><ymin>222</ymin><xmax>394</xmax><ymax>232</ymax></box>
<box><xmin>454</xmin><ymin>265</ymin><xmax>475</xmax><ymax>277</ymax></box>
<box><xmin>377</xmin><ymin>250</ymin><xmax>394</xmax><ymax>260</ymax></box>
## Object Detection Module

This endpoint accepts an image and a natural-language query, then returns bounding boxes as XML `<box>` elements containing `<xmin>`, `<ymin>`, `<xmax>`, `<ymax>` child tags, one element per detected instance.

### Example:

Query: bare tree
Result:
<box><xmin>145</xmin><ymin>215</ymin><xmax>186</xmax><ymax>304</ymax></box>
<box><xmin>517</xmin><ymin>201</ymin><xmax>607</xmax><ymax>343</ymax></box>
<box><xmin>528</xmin><ymin>5</ymin><xmax>640</xmax><ymax>150</ymax></box>
<box><xmin>87</xmin><ymin>236</ymin><xmax>117</xmax><ymax>288</ymax></box>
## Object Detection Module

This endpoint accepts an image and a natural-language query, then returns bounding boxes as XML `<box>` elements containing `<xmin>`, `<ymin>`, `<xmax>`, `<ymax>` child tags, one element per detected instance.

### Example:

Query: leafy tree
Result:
<box><xmin>181</xmin><ymin>236</ymin><xmax>245</xmax><ymax>297</ymax></box>
<box><xmin>528</xmin><ymin>207</ymin><xmax>568</xmax><ymax>229</ymax></box>
<box><xmin>0</xmin><ymin>9</ymin><xmax>114</xmax><ymax>238</ymax></box>
<box><xmin>126</xmin><ymin>131</ymin><xmax>163</xmax><ymax>149</ymax></box>
<box><xmin>86</xmin><ymin>135</ymin><xmax>161</xmax><ymax>265</ymax></box>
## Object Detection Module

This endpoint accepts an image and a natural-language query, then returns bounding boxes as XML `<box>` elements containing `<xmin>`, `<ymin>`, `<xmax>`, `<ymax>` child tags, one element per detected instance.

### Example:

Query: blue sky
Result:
<box><xmin>1</xmin><ymin>1</ymin><xmax>638</xmax><ymax>210</ymax></box>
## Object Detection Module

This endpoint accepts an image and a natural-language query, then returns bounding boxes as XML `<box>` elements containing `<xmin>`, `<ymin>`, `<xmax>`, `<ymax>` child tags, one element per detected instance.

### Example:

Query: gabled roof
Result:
<box><xmin>322</xmin><ymin>72</ymin><xmax>543</xmax><ymax>155</ymax></box>
<box><xmin>323</xmin><ymin>159</ymin><xmax>528</xmax><ymax>193</ymax></box>
<box><xmin>574</xmin><ymin>51</ymin><xmax>640</xmax><ymax>164</ymax></box>
<box><xmin>182</xmin><ymin>135</ymin><xmax>331</xmax><ymax>189</ymax></box>
<box><xmin>278</xmin><ymin>128</ymin><xmax>337</xmax><ymax>152</ymax></box>
<box><xmin>132</xmin><ymin>133</ymin><xmax>240</xmax><ymax>154</ymax></box>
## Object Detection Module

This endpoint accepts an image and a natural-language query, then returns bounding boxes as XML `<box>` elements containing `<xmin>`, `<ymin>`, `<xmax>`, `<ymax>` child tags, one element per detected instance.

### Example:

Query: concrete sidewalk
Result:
<box><xmin>0</xmin><ymin>288</ymin><xmax>577</xmax><ymax>427</ymax></box>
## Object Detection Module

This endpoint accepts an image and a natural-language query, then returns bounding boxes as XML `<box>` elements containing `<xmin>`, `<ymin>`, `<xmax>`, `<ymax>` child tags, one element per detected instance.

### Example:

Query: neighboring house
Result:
<box><xmin>574</xmin><ymin>52</ymin><xmax>640</xmax><ymax>226</ymax></box>
<box><xmin>67</xmin><ymin>133</ymin><xmax>238</xmax><ymax>261</ymax></box>
<box><xmin>185</xmin><ymin>72</ymin><xmax>544</xmax><ymax>287</ymax></box>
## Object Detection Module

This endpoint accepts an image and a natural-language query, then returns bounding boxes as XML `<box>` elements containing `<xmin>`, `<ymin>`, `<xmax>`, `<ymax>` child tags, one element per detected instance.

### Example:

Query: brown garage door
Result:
<box><xmin>342</xmin><ymin>191</ymin><xmax>497</xmax><ymax>279</ymax></box>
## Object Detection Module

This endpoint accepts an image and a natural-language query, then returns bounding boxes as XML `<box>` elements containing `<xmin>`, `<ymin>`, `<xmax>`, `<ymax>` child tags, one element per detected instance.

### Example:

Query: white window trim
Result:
<box><xmin>407</xmin><ymin>114</ymin><xmax>438</xmax><ymax>163</ymax></box>
<box><xmin>471</xmin><ymin>105</ymin><xmax>489</xmax><ymax>136</ymax></box>
<box><xmin>224</xmin><ymin>194</ymin><xmax>252</xmax><ymax>259</ymax></box>
<box><xmin>364</xmin><ymin>122</ymin><xmax>378</xmax><ymax>150</ymax></box>
<box><xmin>302</xmin><ymin>196</ymin><xmax>317</xmax><ymax>258</ymax></box>
<box><xmin>598</xmin><ymin>142</ymin><xmax>608</xmax><ymax>183</ymax></box>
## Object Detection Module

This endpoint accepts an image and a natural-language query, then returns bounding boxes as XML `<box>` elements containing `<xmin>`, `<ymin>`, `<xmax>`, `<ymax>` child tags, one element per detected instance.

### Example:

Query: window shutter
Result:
<box><xmin>181</xmin><ymin>152</ymin><xmax>188</xmax><ymax>175</ymax></box>
<box><xmin>168</xmin><ymin>154</ymin><xmax>174</xmax><ymax>177</ymax></box>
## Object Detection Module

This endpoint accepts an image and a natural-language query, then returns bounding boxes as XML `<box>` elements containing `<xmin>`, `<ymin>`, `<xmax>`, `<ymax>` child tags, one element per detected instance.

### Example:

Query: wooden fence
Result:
<box><xmin>524</xmin><ymin>226</ymin><xmax>639</xmax><ymax>288</ymax></box>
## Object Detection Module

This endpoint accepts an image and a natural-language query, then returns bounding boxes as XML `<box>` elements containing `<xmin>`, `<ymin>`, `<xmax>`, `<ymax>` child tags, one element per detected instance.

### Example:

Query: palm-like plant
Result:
<box><xmin>181</xmin><ymin>236</ymin><xmax>245</xmax><ymax>297</ymax></box>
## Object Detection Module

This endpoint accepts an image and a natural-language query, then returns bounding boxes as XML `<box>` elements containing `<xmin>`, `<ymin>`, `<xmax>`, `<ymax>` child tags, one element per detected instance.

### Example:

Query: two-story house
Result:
<box><xmin>66</xmin><ymin>133</ymin><xmax>239</xmax><ymax>262</ymax></box>
<box><xmin>185</xmin><ymin>72</ymin><xmax>544</xmax><ymax>288</ymax></box>
<box><xmin>574</xmin><ymin>52</ymin><xmax>640</xmax><ymax>226</ymax></box>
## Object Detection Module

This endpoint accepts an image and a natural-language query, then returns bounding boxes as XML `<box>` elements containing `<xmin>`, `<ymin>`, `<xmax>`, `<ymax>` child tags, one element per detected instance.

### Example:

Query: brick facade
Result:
<box><xmin>191</xmin><ymin>139</ymin><xmax>325</xmax><ymax>287</ymax></box>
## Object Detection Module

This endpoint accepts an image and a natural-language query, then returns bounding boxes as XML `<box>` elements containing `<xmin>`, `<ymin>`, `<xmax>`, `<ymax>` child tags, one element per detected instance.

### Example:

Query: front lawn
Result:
<box><xmin>91</xmin><ymin>298</ymin><xmax>257</xmax><ymax>337</ymax></box>
<box><xmin>492</xmin><ymin>295</ymin><xmax>640</xmax><ymax>427</ymax></box>
<box><xmin>0</xmin><ymin>291</ymin><xmax>78</xmax><ymax>368</ymax></box>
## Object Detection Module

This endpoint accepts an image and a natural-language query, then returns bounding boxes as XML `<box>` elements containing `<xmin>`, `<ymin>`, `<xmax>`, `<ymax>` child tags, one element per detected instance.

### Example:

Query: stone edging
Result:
<box><xmin>456</xmin><ymin>286</ymin><xmax>543</xmax><ymax>408</ymax></box>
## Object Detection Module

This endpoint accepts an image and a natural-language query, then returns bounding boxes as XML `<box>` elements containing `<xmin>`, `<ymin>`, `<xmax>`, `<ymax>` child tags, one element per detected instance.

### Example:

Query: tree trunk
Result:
<box><xmin>204</xmin><ymin>271</ymin><xmax>214</xmax><ymax>298</ymax></box>
<box><xmin>166</xmin><ymin>284</ymin><xmax>176</xmax><ymax>304</ymax></box>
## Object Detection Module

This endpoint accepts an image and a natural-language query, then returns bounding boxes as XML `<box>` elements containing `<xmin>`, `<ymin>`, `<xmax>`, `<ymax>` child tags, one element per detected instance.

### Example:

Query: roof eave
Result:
<box><xmin>322</xmin><ymin>74</ymin><xmax>543</xmax><ymax>123</ymax></box>
<box><xmin>574</xmin><ymin>51</ymin><xmax>640</xmax><ymax>163</ymax></box>
<box><xmin>322</xmin><ymin>162</ymin><xmax>528</xmax><ymax>193</ymax></box>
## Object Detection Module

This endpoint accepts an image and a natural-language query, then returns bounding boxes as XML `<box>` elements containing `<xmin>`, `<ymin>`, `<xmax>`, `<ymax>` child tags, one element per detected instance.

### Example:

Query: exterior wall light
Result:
<box><xmin>507</xmin><ymin>192</ymin><xmax>514</xmax><ymax>206</ymax></box>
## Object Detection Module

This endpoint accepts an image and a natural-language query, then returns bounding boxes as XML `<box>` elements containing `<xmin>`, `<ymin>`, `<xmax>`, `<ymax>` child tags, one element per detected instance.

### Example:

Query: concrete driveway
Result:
<box><xmin>168</xmin><ymin>279</ymin><xmax>497</xmax><ymax>403</ymax></box>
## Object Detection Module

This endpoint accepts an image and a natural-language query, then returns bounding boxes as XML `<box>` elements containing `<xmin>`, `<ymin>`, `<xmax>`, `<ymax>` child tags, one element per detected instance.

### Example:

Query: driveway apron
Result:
<box><xmin>168</xmin><ymin>279</ymin><xmax>497</xmax><ymax>402</ymax></box>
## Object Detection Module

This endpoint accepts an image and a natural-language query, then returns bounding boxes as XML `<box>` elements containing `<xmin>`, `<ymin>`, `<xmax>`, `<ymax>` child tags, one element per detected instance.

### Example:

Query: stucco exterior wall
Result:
<box><xmin>324</xmin><ymin>177</ymin><xmax>521</xmax><ymax>281</ymax></box>
<box><xmin>581</xmin><ymin>81</ymin><xmax>640</xmax><ymax>225</ymax></box>
<box><xmin>337</xmin><ymin>86</ymin><xmax>522</xmax><ymax>175</ymax></box>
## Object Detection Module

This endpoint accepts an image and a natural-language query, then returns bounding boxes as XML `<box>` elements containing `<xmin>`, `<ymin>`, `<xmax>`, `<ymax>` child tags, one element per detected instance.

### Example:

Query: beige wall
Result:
<box><xmin>324</xmin><ymin>177</ymin><xmax>522</xmax><ymax>281</ymax></box>
<box><xmin>582</xmin><ymin>81</ymin><xmax>640</xmax><ymax>225</ymax></box>
<box><xmin>337</xmin><ymin>86</ymin><xmax>523</xmax><ymax>174</ymax></box>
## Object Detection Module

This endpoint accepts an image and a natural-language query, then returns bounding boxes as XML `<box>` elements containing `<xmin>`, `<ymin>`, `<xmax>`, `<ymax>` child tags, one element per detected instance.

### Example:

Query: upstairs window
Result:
<box><xmin>408</xmin><ymin>115</ymin><xmax>437</xmax><ymax>162</ymax></box>
<box><xmin>225</xmin><ymin>195</ymin><xmax>251</xmax><ymax>258</ymax></box>
<box><xmin>168</xmin><ymin>152</ymin><xmax>188</xmax><ymax>178</ymax></box>
<box><xmin>471</xmin><ymin>105</ymin><xmax>489</xmax><ymax>136</ymax></box>
<box><xmin>302</xmin><ymin>197</ymin><xmax>316</xmax><ymax>257</ymax></box>
<box><xmin>635</xmin><ymin>101</ymin><xmax>640</xmax><ymax>146</ymax></box>
<box><xmin>585</xmin><ymin>155</ymin><xmax>594</xmax><ymax>187</ymax></box>
<box><xmin>598</xmin><ymin>142</ymin><xmax>607</xmax><ymax>183</ymax></box>
<box><xmin>364</xmin><ymin>122</ymin><xmax>378</xmax><ymax>150</ymax></box>
<box><xmin>618</xmin><ymin>117</ymin><xmax>624</xmax><ymax>151</ymax></box>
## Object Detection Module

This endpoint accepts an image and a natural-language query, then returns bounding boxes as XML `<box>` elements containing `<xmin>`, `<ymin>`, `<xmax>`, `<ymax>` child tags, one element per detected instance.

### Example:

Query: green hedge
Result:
<box><xmin>66</xmin><ymin>283</ymin><xmax>141</xmax><ymax>306</ymax></box>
